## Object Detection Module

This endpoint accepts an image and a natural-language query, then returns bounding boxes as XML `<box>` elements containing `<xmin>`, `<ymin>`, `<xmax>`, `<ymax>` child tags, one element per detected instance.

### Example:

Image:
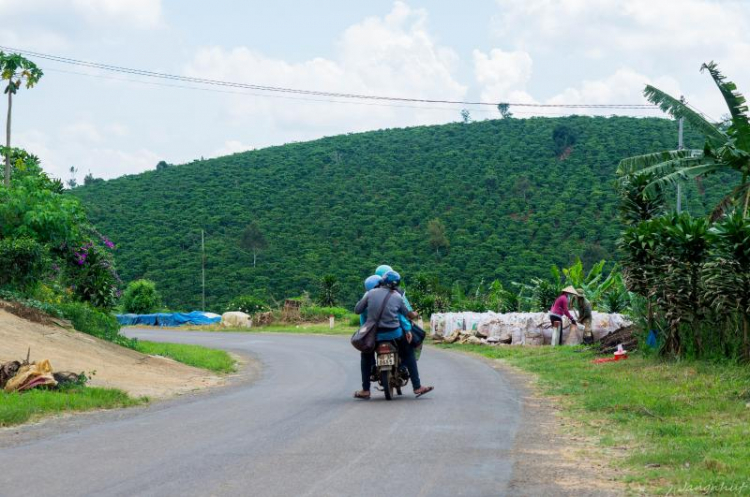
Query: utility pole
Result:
<box><xmin>677</xmin><ymin>95</ymin><xmax>685</xmax><ymax>213</ymax></box>
<box><xmin>201</xmin><ymin>229</ymin><xmax>206</xmax><ymax>312</ymax></box>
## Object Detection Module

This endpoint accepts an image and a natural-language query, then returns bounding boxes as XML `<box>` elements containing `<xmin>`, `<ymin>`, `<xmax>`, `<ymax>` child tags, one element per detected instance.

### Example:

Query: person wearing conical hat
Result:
<box><xmin>549</xmin><ymin>286</ymin><xmax>579</xmax><ymax>345</ymax></box>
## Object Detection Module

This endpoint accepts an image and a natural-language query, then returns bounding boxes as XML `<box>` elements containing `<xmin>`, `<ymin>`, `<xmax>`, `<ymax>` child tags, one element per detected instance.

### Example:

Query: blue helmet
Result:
<box><xmin>364</xmin><ymin>275</ymin><xmax>382</xmax><ymax>291</ymax></box>
<box><xmin>382</xmin><ymin>270</ymin><xmax>401</xmax><ymax>287</ymax></box>
<box><xmin>375</xmin><ymin>264</ymin><xmax>393</xmax><ymax>277</ymax></box>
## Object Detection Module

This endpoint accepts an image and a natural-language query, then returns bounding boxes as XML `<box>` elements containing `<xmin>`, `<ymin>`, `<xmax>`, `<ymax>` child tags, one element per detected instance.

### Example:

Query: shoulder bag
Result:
<box><xmin>351</xmin><ymin>291</ymin><xmax>394</xmax><ymax>353</ymax></box>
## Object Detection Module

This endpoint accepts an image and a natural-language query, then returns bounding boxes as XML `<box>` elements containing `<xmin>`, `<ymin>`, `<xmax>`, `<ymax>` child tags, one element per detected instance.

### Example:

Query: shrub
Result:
<box><xmin>226</xmin><ymin>295</ymin><xmax>269</xmax><ymax>315</ymax></box>
<box><xmin>65</xmin><ymin>241</ymin><xmax>121</xmax><ymax>310</ymax></box>
<box><xmin>300</xmin><ymin>306</ymin><xmax>351</xmax><ymax>321</ymax></box>
<box><xmin>121</xmin><ymin>279</ymin><xmax>161</xmax><ymax>314</ymax></box>
<box><xmin>57</xmin><ymin>302</ymin><xmax>135</xmax><ymax>348</ymax></box>
<box><xmin>0</xmin><ymin>236</ymin><xmax>47</xmax><ymax>290</ymax></box>
<box><xmin>0</xmin><ymin>289</ymin><xmax>64</xmax><ymax>318</ymax></box>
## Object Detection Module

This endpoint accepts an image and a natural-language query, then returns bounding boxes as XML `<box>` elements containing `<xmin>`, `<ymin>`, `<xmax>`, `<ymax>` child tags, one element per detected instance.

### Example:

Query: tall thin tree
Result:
<box><xmin>240</xmin><ymin>222</ymin><xmax>268</xmax><ymax>267</ymax></box>
<box><xmin>1</xmin><ymin>52</ymin><xmax>43</xmax><ymax>188</ymax></box>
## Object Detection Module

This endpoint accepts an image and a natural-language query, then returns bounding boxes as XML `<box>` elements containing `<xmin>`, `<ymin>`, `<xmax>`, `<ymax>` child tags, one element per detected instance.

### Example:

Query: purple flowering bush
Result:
<box><xmin>63</xmin><ymin>234</ymin><xmax>122</xmax><ymax>310</ymax></box>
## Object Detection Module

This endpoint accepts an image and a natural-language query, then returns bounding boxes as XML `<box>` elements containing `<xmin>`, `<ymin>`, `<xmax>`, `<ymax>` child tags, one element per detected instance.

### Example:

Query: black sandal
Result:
<box><xmin>414</xmin><ymin>386</ymin><xmax>434</xmax><ymax>398</ymax></box>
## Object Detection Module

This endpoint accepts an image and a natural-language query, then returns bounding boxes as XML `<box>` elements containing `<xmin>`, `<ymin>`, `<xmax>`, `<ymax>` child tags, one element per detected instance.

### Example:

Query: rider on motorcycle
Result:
<box><xmin>353</xmin><ymin>270</ymin><xmax>434</xmax><ymax>399</ymax></box>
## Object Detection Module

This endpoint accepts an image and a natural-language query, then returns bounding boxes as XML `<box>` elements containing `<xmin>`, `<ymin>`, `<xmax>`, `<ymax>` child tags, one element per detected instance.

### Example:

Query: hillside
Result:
<box><xmin>72</xmin><ymin>116</ymin><xmax>712</xmax><ymax>310</ymax></box>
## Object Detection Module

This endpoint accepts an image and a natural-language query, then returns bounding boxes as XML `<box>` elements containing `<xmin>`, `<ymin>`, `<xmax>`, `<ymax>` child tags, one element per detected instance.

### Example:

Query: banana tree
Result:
<box><xmin>704</xmin><ymin>210</ymin><xmax>750</xmax><ymax>361</ymax></box>
<box><xmin>617</xmin><ymin>62</ymin><xmax>750</xmax><ymax>219</ymax></box>
<box><xmin>1</xmin><ymin>52</ymin><xmax>43</xmax><ymax>188</ymax></box>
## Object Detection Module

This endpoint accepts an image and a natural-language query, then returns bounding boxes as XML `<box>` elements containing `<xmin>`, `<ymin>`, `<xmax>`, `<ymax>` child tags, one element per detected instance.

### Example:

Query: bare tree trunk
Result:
<box><xmin>253</xmin><ymin>249</ymin><xmax>256</xmax><ymax>268</ymax></box>
<box><xmin>4</xmin><ymin>90</ymin><xmax>11</xmax><ymax>188</ymax></box>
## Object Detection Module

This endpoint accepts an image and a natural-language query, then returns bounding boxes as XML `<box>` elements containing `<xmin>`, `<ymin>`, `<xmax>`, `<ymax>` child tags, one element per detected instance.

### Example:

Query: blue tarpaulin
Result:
<box><xmin>116</xmin><ymin>311</ymin><xmax>221</xmax><ymax>327</ymax></box>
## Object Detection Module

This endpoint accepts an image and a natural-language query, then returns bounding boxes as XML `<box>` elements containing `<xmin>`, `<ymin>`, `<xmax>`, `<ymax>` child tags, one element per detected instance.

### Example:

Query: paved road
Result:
<box><xmin>0</xmin><ymin>330</ymin><xmax>526</xmax><ymax>497</ymax></box>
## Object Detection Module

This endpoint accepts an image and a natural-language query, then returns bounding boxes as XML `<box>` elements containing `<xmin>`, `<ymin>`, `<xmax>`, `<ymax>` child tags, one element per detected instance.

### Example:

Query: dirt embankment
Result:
<box><xmin>0</xmin><ymin>309</ymin><xmax>223</xmax><ymax>398</ymax></box>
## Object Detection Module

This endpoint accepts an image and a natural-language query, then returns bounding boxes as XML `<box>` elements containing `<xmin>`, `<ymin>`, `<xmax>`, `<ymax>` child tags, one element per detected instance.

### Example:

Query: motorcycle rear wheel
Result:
<box><xmin>381</xmin><ymin>370</ymin><xmax>392</xmax><ymax>400</ymax></box>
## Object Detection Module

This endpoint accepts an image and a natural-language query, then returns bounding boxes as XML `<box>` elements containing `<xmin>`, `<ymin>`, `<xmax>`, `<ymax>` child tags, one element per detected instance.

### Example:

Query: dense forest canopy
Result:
<box><xmin>72</xmin><ymin>116</ymin><xmax>715</xmax><ymax>311</ymax></box>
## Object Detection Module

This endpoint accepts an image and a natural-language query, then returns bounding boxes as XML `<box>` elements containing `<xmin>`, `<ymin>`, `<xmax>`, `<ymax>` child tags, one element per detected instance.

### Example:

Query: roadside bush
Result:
<box><xmin>226</xmin><ymin>295</ymin><xmax>269</xmax><ymax>315</ymax></box>
<box><xmin>121</xmin><ymin>279</ymin><xmax>161</xmax><ymax>314</ymax></box>
<box><xmin>57</xmin><ymin>302</ymin><xmax>135</xmax><ymax>348</ymax></box>
<box><xmin>65</xmin><ymin>241</ymin><xmax>121</xmax><ymax>310</ymax></box>
<box><xmin>0</xmin><ymin>236</ymin><xmax>47</xmax><ymax>291</ymax></box>
<box><xmin>300</xmin><ymin>306</ymin><xmax>350</xmax><ymax>321</ymax></box>
<box><xmin>0</xmin><ymin>289</ymin><xmax>64</xmax><ymax>318</ymax></box>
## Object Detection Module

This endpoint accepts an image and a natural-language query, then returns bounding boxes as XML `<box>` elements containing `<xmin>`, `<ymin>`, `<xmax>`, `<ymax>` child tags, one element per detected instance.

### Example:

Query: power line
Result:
<box><xmin>1</xmin><ymin>45</ymin><xmax>658</xmax><ymax>110</ymax></box>
<box><xmin>42</xmin><ymin>66</ymin><xmax>661</xmax><ymax>117</ymax></box>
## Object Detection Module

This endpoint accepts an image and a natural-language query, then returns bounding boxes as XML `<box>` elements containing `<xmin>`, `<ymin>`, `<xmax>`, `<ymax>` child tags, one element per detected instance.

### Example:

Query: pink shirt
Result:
<box><xmin>550</xmin><ymin>295</ymin><xmax>574</xmax><ymax>320</ymax></box>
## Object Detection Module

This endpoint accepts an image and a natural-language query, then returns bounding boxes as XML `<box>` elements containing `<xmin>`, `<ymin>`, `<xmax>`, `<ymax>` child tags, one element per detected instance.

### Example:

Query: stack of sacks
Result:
<box><xmin>430</xmin><ymin>311</ymin><xmax>633</xmax><ymax>346</ymax></box>
<box><xmin>221</xmin><ymin>311</ymin><xmax>252</xmax><ymax>328</ymax></box>
<box><xmin>4</xmin><ymin>359</ymin><xmax>57</xmax><ymax>392</ymax></box>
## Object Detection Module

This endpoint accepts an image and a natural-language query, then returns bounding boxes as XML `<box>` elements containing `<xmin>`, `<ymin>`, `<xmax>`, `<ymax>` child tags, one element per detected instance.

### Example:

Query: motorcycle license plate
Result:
<box><xmin>377</xmin><ymin>353</ymin><xmax>395</xmax><ymax>366</ymax></box>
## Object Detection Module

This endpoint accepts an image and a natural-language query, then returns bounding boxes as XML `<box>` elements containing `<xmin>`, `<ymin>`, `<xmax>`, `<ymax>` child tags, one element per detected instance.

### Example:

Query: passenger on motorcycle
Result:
<box><xmin>353</xmin><ymin>270</ymin><xmax>434</xmax><ymax>399</ymax></box>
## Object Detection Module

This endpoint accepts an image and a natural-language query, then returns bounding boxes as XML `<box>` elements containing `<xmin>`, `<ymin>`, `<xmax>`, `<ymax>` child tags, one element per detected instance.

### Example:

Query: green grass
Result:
<box><xmin>171</xmin><ymin>322</ymin><xmax>358</xmax><ymax>336</ymax></box>
<box><xmin>0</xmin><ymin>387</ymin><xmax>145</xmax><ymax>427</ymax></box>
<box><xmin>440</xmin><ymin>343</ymin><xmax>750</xmax><ymax>495</ymax></box>
<box><xmin>134</xmin><ymin>341</ymin><xmax>237</xmax><ymax>373</ymax></box>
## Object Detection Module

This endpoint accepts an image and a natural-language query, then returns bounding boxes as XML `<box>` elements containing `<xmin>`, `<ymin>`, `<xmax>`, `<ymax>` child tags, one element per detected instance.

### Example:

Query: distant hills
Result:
<box><xmin>72</xmin><ymin>116</ymin><xmax>713</xmax><ymax>310</ymax></box>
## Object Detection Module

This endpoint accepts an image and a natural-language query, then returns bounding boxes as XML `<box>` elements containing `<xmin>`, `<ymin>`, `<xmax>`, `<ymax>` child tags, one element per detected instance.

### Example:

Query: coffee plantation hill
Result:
<box><xmin>72</xmin><ymin>116</ymin><xmax>714</xmax><ymax>311</ymax></box>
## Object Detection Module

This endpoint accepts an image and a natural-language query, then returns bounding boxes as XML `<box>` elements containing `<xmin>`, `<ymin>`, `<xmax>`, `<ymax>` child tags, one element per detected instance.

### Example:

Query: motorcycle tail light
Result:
<box><xmin>377</xmin><ymin>343</ymin><xmax>392</xmax><ymax>354</ymax></box>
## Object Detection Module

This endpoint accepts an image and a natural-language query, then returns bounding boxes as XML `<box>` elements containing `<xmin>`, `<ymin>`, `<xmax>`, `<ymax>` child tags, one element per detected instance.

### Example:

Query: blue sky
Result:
<box><xmin>1</xmin><ymin>0</ymin><xmax>748</xmax><ymax>181</ymax></box>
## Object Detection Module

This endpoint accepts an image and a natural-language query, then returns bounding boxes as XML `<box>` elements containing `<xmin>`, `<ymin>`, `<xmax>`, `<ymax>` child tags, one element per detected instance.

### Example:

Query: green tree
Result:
<box><xmin>460</xmin><ymin>109</ymin><xmax>471</xmax><ymax>124</ymax></box>
<box><xmin>552</xmin><ymin>124</ymin><xmax>577</xmax><ymax>157</ymax></box>
<box><xmin>240</xmin><ymin>222</ymin><xmax>268</xmax><ymax>267</ymax></box>
<box><xmin>121</xmin><ymin>279</ymin><xmax>161</xmax><ymax>314</ymax></box>
<box><xmin>617</xmin><ymin>61</ymin><xmax>750</xmax><ymax>219</ymax></box>
<box><xmin>0</xmin><ymin>52</ymin><xmax>43</xmax><ymax>188</ymax></box>
<box><xmin>68</xmin><ymin>166</ymin><xmax>78</xmax><ymax>189</ymax></box>
<box><xmin>317</xmin><ymin>274</ymin><xmax>339</xmax><ymax>306</ymax></box>
<box><xmin>497</xmin><ymin>103</ymin><xmax>513</xmax><ymax>119</ymax></box>
<box><xmin>427</xmin><ymin>218</ymin><xmax>449</xmax><ymax>257</ymax></box>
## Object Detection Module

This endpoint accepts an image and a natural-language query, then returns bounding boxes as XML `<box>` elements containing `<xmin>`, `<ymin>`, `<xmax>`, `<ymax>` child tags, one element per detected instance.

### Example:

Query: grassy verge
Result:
<box><xmin>0</xmin><ymin>387</ymin><xmax>145</xmax><ymax>427</ymax></box>
<box><xmin>440</xmin><ymin>343</ymin><xmax>750</xmax><ymax>495</ymax></box>
<box><xmin>134</xmin><ymin>341</ymin><xmax>236</xmax><ymax>373</ymax></box>
<box><xmin>164</xmin><ymin>322</ymin><xmax>357</xmax><ymax>336</ymax></box>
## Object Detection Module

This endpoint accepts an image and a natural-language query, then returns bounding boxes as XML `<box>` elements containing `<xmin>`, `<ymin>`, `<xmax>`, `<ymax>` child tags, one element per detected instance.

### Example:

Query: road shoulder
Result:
<box><xmin>470</xmin><ymin>354</ymin><xmax>625</xmax><ymax>496</ymax></box>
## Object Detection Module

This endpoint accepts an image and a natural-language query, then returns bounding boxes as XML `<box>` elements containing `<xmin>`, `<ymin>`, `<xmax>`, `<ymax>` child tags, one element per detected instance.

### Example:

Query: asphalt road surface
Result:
<box><xmin>0</xmin><ymin>330</ymin><xmax>528</xmax><ymax>497</ymax></box>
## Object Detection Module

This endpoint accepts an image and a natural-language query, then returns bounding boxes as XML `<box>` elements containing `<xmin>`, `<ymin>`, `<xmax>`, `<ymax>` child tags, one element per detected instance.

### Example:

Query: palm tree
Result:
<box><xmin>1</xmin><ymin>52</ymin><xmax>43</xmax><ymax>188</ymax></box>
<box><xmin>617</xmin><ymin>62</ymin><xmax>750</xmax><ymax>219</ymax></box>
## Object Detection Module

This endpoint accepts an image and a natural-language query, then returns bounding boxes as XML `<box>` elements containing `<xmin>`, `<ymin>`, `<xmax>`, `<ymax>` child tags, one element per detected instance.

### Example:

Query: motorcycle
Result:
<box><xmin>372</xmin><ymin>341</ymin><xmax>409</xmax><ymax>400</ymax></box>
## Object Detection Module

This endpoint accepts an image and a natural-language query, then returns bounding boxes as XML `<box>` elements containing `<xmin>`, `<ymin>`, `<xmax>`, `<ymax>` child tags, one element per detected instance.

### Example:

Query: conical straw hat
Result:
<box><xmin>562</xmin><ymin>286</ymin><xmax>580</xmax><ymax>296</ymax></box>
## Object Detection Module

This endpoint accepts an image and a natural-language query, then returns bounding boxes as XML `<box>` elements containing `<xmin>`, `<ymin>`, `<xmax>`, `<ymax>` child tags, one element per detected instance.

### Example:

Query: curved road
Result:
<box><xmin>1</xmin><ymin>330</ymin><xmax>527</xmax><ymax>497</ymax></box>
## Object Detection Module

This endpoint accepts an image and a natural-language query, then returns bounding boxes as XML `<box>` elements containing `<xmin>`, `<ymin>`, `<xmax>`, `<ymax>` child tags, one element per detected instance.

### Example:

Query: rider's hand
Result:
<box><xmin>406</xmin><ymin>332</ymin><xmax>413</xmax><ymax>343</ymax></box>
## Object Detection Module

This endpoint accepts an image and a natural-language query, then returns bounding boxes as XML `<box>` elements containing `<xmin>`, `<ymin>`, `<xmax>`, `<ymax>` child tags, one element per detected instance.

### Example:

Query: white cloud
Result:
<box><xmin>0</xmin><ymin>0</ymin><xmax>162</xmax><ymax>28</ymax></box>
<box><xmin>209</xmin><ymin>140</ymin><xmax>255</xmax><ymax>158</ymax></box>
<box><xmin>487</xmin><ymin>0</ymin><xmax>750</xmax><ymax>119</ymax></box>
<box><xmin>72</xmin><ymin>0</ymin><xmax>162</xmax><ymax>28</ymax></box>
<box><xmin>184</xmin><ymin>2</ymin><xmax>467</xmax><ymax>136</ymax></box>
<box><xmin>13</xmin><ymin>126</ymin><xmax>160</xmax><ymax>181</ymax></box>
<box><xmin>547</xmin><ymin>68</ymin><xmax>681</xmax><ymax>106</ymax></box>
<box><xmin>0</xmin><ymin>27</ymin><xmax>70</xmax><ymax>52</ymax></box>
<box><xmin>61</xmin><ymin>121</ymin><xmax>103</xmax><ymax>143</ymax></box>
<box><xmin>473</xmin><ymin>48</ymin><xmax>535</xmax><ymax>104</ymax></box>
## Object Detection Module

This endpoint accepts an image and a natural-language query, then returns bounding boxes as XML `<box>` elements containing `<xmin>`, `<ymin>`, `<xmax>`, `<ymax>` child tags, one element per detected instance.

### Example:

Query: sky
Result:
<box><xmin>1</xmin><ymin>0</ymin><xmax>748</xmax><ymax>182</ymax></box>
